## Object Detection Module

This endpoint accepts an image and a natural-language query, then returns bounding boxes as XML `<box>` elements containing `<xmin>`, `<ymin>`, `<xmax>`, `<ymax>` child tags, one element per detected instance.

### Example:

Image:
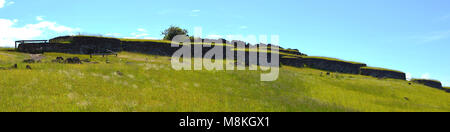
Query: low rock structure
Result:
<box><xmin>51</xmin><ymin>57</ymin><xmax>84</xmax><ymax>64</ymax></box>
<box><xmin>19</xmin><ymin>36</ymin><xmax>121</xmax><ymax>54</ymax></box>
<box><xmin>360</xmin><ymin>67</ymin><xmax>406</xmax><ymax>80</ymax></box>
<box><xmin>280</xmin><ymin>56</ymin><xmax>304</xmax><ymax>68</ymax></box>
<box><xmin>411</xmin><ymin>79</ymin><xmax>443</xmax><ymax>89</ymax></box>
<box><xmin>302</xmin><ymin>57</ymin><xmax>367</xmax><ymax>74</ymax></box>
<box><xmin>18</xmin><ymin>35</ymin><xmax>414</xmax><ymax>81</ymax></box>
<box><xmin>280</xmin><ymin>48</ymin><xmax>307</xmax><ymax>56</ymax></box>
<box><xmin>23</xmin><ymin>59</ymin><xmax>36</xmax><ymax>63</ymax></box>
<box><xmin>280</xmin><ymin>56</ymin><xmax>368</xmax><ymax>74</ymax></box>
<box><xmin>64</xmin><ymin>57</ymin><xmax>82</xmax><ymax>64</ymax></box>
<box><xmin>443</xmin><ymin>87</ymin><xmax>450</xmax><ymax>93</ymax></box>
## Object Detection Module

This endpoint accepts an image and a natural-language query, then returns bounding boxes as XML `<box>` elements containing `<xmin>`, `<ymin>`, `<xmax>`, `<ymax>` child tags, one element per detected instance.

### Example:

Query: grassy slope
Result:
<box><xmin>0</xmin><ymin>49</ymin><xmax>449</xmax><ymax>112</ymax></box>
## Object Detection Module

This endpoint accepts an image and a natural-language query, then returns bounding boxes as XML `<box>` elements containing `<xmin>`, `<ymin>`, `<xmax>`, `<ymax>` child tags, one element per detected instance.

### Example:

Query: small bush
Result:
<box><xmin>161</xmin><ymin>26</ymin><xmax>188</xmax><ymax>40</ymax></box>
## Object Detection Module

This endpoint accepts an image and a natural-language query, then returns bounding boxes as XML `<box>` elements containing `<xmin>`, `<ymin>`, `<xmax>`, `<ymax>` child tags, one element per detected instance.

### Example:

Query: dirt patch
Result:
<box><xmin>0</xmin><ymin>52</ymin><xmax>16</xmax><ymax>57</ymax></box>
<box><xmin>30</xmin><ymin>54</ymin><xmax>45</xmax><ymax>61</ymax></box>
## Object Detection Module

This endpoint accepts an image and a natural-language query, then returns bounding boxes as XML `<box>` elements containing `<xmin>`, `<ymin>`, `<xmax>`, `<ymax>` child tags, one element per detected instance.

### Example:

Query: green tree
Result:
<box><xmin>161</xmin><ymin>26</ymin><xmax>188</xmax><ymax>40</ymax></box>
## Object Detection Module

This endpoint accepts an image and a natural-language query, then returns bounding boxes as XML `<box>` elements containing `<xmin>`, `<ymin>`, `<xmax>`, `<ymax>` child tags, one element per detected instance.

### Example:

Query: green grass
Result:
<box><xmin>0</xmin><ymin>48</ymin><xmax>449</xmax><ymax>112</ymax></box>
<box><xmin>361</xmin><ymin>66</ymin><xmax>404</xmax><ymax>73</ymax></box>
<box><xmin>302</xmin><ymin>56</ymin><xmax>365</xmax><ymax>65</ymax></box>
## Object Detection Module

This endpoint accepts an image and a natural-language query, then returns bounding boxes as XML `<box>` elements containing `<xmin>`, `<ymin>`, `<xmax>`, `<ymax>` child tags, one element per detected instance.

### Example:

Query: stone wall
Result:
<box><xmin>280</xmin><ymin>56</ymin><xmax>368</xmax><ymax>74</ymax></box>
<box><xmin>49</xmin><ymin>36</ymin><xmax>73</xmax><ymax>43</ymax></box>
<box><xmin>71</xmin><ymin>36</ymin><xmax>122</xmax><ymax>54</ymax></box>
<box><xmin>122</xmin><ymin>41</ymin><xmax>278</xmax><ymax>66</ymax></box>
<box><xmin>360</xmin><ymin>68</ymin><xmax>406</xmax><ymax>80</ymax></box>
<box><xmin>444</xmin><ymin>87</ymin><xmax>450</xmax><ymax>93</ymax></box>
<box><xmin>19</xmin><ymin>36</ymin><xmax>122</xmax><ymax>54</ymax></box>
<box><xmin>302</xmin><ymin>58</ymin><xmax>367</xmax><ymax>74</ymax></box>
<box><xmin>280</xmin><ymin>56</ymin><xmax>305</xmax><ymax>68</ymax></box>
<box><xmin>18</xmin><ymin>43</ymin><xmax>75</xmax><ymax>54</ymax></box>
<box><xmin>412</xmin><ymin>79</ymin><xmax>443</xmax><ymax>89</ymax></box>
<box><xmin>18</xmin><ymin>36</ymin><xmax>411</xmax><ymax>80</ymax></box>
<box><xmin>122</xmin><ymin>41</ymin><xmax>232</xmax><ymax>58</ymax></box>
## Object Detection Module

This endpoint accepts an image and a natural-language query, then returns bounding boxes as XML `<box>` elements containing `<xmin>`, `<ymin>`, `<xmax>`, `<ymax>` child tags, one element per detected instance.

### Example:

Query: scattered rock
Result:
<box><xmin>26</xmin><ymin>65</ymin><xmax>32</xmax><ymax>69</ymax></box>
<box><xmin>52</xmin><ymin>57</ymin><xmax>65</xmax><ymax>63</ymax></box>
<box><xmin>65</xmin><ymin>57</ymin><xmax>82</xmax><ymax>64</ymax></box>
<box><xmin>56</xmin><ymin>57</ymin><xmax>64</xmax><ymax>61</ymax></box>
<box><xmin>404</xmin><ymin>97</ymin><xmax>409</xmax><ymax>101</ymax></box>
<box><xmin>23</xmin><ymin>59</ymin><xmax>36</xmax><ymax>63</ymax></box>
<box><xmin>116</xmin><ymin>71</ymin><xmax>124</xmax><ymax>76</ymax></box>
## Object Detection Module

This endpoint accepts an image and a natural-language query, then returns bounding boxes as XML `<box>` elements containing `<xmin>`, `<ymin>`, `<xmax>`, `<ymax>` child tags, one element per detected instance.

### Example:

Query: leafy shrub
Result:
<box><xmin>161</xmin><ymin>26</ymin><xmax>188</xmax><ymax>40</ymax></box>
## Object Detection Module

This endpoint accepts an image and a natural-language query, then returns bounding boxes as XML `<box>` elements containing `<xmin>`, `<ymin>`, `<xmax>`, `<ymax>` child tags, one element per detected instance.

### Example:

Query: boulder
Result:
<box><xmin>52</xmin><ymin>57</ymin><xmax>65</xmax><ymax>63</ymax></box>
<box><xmin>65</xmin><ymin>57</ymin><xmax>82</xmax><ymax>64</ymax></box>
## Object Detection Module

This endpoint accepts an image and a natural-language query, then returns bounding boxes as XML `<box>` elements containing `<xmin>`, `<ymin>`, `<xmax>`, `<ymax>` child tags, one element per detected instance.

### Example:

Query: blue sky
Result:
<box><xmin>1</xmin><ymin>0</ymin><xmax>449</xmax><ymax>86</ymax></box>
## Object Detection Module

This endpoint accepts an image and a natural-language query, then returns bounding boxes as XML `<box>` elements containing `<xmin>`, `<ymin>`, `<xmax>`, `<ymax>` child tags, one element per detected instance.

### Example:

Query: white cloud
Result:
<box><xmin>0</xmin><ymin>0</ymin><xmax>14</xmax><ymax>8</ymax></box>
<box><xmin>124</xmin><ymin>28</ymin><xmax>154</xmax><ymax>39</ymax></box>
<box><xmin>0</xmin><ymin>0</ymin><xmax>5</xmax><ymax>8</ymax></box>
<box><xmin>190</xmin><ymin>9</ymin><xmax>201</xmax><ymax>17</ymax></box>
<box><xmin>126</xmin><ymin>33</ymin><xmax>151</xmax><ymax>39</ymax></box>
<box><xmin>135</xmin><ymin>33</ymin><xmax>149</xmax><ymax>38</ymax></box>
<box><xmin>239</xmin><ymin>26</ymin><xmax>248</xmax><ymax>29</ymax></box>
<box><xmin>6</xmin><ymin>1</ymin><xmax>13</xmax><ymax>6</ymax></box>
<box><xmin>421</xmin><ymin>73</ymin><xmax>430</xmax><ymax>79</ymax></box>
<box><xmin>137</xmin><ymin>28</ymin><xmax>147</xmax><ymax>32</ymax></box>
<box><xmin>406</xmin><ymin>72</ymin><xmax>412</xmax><ymax>81</ymax></box>
<box><xmin>442</xmin><ymin>81</ymin><xmax>449</xmax><ymax>87</ymax></box>
<box><xmin>105</xmin><ymin>33</ymin><xmax>121</xmax><ymax>37</ymax></box>
<box><xmin>36</xmin><ymin>16</ymin><xmax>45</xmax><ymax>21</ymax></box>
<box><xmin>0</xmin><ymin>18</ymin><xmax>80</xmax><ymax>47</ymax></box>
<box><xmin>207</xmin><ymin>35</ymin><xmax>222</xmax><ymax>39</ymax></box>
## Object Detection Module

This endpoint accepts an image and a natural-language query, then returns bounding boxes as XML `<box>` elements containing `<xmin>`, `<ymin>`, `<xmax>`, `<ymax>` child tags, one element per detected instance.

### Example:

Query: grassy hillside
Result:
<box><xmin>0</xmin><ymin>48</ymin><xmax>449</xmax><ymax>112</ymax></box>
